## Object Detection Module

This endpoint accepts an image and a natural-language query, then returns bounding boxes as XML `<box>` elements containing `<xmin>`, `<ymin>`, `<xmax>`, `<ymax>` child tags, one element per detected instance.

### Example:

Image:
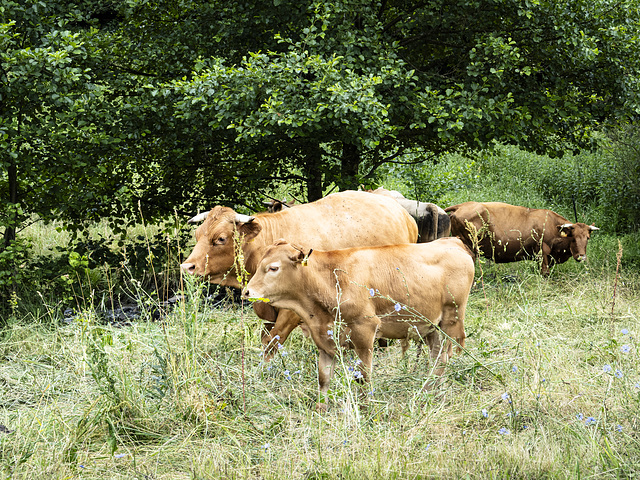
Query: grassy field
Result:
<box><xmin>2</xmin><ymin>148</ymin><xmax>640</xmax><ymax>479</ymax></box>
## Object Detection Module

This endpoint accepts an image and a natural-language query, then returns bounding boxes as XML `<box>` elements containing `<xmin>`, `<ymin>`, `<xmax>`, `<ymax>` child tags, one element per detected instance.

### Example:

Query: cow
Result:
<box><xmin>243</xmin><ymin>237</ymin><xmax>475</xmax><ymax>410</ymax></box>
<box><xmin>263</xmin><ymin>198</ymin><xmax>296</xmax><ymax>213</ymax></box>
<box><xmin>181</xmin><ymin>191</ymin><xmax>419</xmax><ymax>357</ymax></box>
<box><xmin>369</xmin><ymin>187</ymin><xmax>450</xmax><ymax>242</ymax></box>
<box><xmin>445</xmin><ymin>201</ymin><xmax>599</xmax><ymax>276</ymax></box>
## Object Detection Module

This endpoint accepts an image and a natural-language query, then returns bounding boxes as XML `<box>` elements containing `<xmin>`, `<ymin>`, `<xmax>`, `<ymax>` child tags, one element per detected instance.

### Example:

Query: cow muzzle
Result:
<box><xmin>180</xmin><ymin>262</ymin><xmax>196</xmax><ymax>275</ymax></box>
<box><xmin>576</xmin><ymin>255</ymin><xmax>586</xmax><ymax>262</ymax></box>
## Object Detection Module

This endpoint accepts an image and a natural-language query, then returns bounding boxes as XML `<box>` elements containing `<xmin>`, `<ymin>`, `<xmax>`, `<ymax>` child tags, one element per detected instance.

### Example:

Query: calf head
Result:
<box><xmin>557</xmin><ymin>223</ymin><xmax>599</xmax><ymax>262</ymax></box>
<box><xmin>181</xmin><ymin>206</ymin><xmax>262</xmax><ymax>286</ymax></box>
<box><xmin>243</xmin><ymin>240</ymin><xmax>310</xmax><ymax>307</ymax></box>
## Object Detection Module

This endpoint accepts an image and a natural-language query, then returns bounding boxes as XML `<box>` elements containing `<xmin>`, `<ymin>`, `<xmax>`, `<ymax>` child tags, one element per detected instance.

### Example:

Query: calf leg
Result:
<box><xmin>261</xmin><ymin>309</ymin><xmax>303</xmax><ymax>360</ymax></box>
<box><xmin>317</xmin><ymin>348</ymin><xmax>337</xmax><ymax>412</ymax></box>
<box><xmin>347</xmin><ymin>319</ymin><xmax>379</xmax><ymax>384</ymax></box>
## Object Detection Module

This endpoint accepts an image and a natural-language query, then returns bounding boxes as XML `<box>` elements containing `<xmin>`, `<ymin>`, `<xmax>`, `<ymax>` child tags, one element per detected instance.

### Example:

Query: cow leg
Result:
<box><xmin>316</xmin><ymin>348</ymin><xmax>336</xmax><ymax>412</ymax></box>
<box><xmin>348</xmin><ymin>322</ymin><xmax>378</xmax><ymax>383</ymax></box>
<box><xmin>261</xmin><ymin>309</ymin><xmax>303</xmax><ymax>361</ymax></box>
<box><xmin>425</xmin><ymin>329</ymin><xmax>449</xmax><ymax>378</ymax></box>
<box><xmin>439</xmin><ymin>303</ymin><xmax>466</xmax><ymax>354</ymax></box>
<box><xmin>253</xmin><ymin>302</ymin><xmax>277</xmax><ymax>342</ymax></box>
<box><xmin>541</xmin><ymin>243</ymin><xmax>552</xmax><ymax>277</ymax></box>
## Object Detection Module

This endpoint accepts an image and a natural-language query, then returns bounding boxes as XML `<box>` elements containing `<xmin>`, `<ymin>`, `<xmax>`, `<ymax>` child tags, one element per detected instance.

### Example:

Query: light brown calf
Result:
<box><xmin>243</xmin><ymin>237</ymin><xmax>475</xmax><ymax>410</ymax></box>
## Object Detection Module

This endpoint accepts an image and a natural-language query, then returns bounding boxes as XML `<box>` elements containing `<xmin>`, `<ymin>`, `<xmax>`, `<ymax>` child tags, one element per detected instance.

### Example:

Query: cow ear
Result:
<box><xmin>236</xmin><ymin>216</ymin><xmax>262</xmax><ymax>240</ymax></box>
<box><xmin>558</xmin><ymin>224</ymin><xmax>574</xmax><ymax>237</ymax></box>
<box><xmin>289</xmin><ymin>244</ymin><xmax>311</xmax><ymax>264</ymax></box>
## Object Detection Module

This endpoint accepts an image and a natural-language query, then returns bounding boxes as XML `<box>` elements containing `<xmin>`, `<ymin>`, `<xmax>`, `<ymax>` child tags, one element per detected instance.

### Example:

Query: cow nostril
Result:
<box><xmin>180</xmin><ymin>262</ymin><xmax>196</xmax><ymax>274</ymax></box>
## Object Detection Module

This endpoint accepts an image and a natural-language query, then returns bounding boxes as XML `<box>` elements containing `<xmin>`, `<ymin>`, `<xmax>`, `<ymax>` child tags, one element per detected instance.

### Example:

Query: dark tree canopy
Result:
<box><xmin>1</xmin><ymin>0</ymin><xmax>639</xmax><ymax>242</ymax></box>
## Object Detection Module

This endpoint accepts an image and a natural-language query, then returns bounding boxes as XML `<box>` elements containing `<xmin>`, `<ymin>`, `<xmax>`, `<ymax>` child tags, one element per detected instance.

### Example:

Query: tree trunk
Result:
<box><xmin>305</xmin><ymin>145</ymin><xmax>324</xmax><ymax>201</ymax></box>
<box><xmin>340</xmin><ymin>142</ymin><xmax>361</xmax><ymax>191</ymax></box>
<box><xmin>3</xmin><ymin>157</ymin><xmax>17</xmax><ymax>248</ymax></box>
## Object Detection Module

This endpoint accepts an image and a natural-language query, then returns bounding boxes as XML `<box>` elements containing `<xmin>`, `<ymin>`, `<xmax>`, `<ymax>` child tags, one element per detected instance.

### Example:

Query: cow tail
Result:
<box><xmin>428</xmin><ymin>203</ymin><xmax>439</xmax><ymax>242</ymax></box>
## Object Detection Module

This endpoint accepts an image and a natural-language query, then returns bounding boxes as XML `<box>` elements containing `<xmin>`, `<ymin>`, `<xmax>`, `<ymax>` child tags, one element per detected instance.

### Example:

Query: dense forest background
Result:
<box><xmin>1</xmin><ymin>0</ymin><xmax>640</xmax><ymax>314</ymax></box>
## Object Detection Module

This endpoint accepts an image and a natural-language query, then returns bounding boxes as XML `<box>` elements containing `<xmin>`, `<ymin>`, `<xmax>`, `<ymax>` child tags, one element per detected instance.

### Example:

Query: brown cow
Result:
<box><xmin>243</xmin><ymin>237</ymin><xmax>475</xmax><ymax>410</ymax></box>
<box><xmin>445</xmin><ymin>201</ymin><xmax>599</xmax><ymax>276</ymax></box>
<box><xmin>369</xmin><ymin>187</ymin><xmax>450</xmax><ymax>242</ymax></box>
<box><xmin>181</xmin><ymin>191</ymin><xmax>418</xmax><ymax>356</ymax></box>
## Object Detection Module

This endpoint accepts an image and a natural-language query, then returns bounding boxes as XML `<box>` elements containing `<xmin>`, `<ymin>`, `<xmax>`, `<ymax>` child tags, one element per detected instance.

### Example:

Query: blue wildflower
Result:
<box><xmin>369</xmin><ymin>288</ymin><xmax>375</xmax><ymax>297</ymax></box>
<box><xmin>616</xmin><ymin>425</ymin><xmax>623</xmax><ymax>432</ymax></box>
<box><xmin>603</xmin><ymin>364</ymin><xmax>613</xmax><ymax>373</ymax></box>
<box><xmin>635</xmin><ymin>383</ymin><xmax>640</xmax><ymax>389</ymax></box>
<box><xmin>284</xmin><ymin>370</ymin><xmax>291</xmax><ymax>380</ymax></box>
<box><xmin>585</xmin><ymin>417</ymin><xmax>597</xmax><ymax>426</ymax></box>
<box><xmin>622</xmin><ymin>328</ymin><xmax>629</xmax><ymax>335</ymax></box>
<box><xmin>511</xmin><ymin>365</ymin><xmax>518</xmax><ymax>373</ymax></box>
<box><xmin>481</xmin><ymin>408</ymin><xmax>489</xmax><ymax>418</ymax></box>
<box><xmin>621</xmin><ymin>344</ymin><xmax>631</xmax><ymax>353</ymax></box>
<box><xmin>615</xmin><ymin>369</ymin><xmax>623</xmax><ymax>378</ymax></box>
<box><xmin>498</xmin><ymin>427</ymin><xmax>510</xmax><ymax>435</ymax></box>
<box><xmin>263</xmin><ymin>443</ymin><xmax>270</xmax><ymax>451</ymax></box>
<box><xmin>501</xmin><ymin>392</ymin><xmax>510</xmax><ymax>402</ymax></box>
<box><xmin>327</xmin><ymin>330</ymin><xmax>333</xmax><ymax>338</ymax></box>
<box><xmin>425</xmin><ymin>443</ymin><xmax>432</xmax><ymax>451</ymax></box>
<box><xmin>354</xmin><ymin>370</ymin><xmax>364</xmax><ymax>380</ymax></box>
<box><xmin>394</xmin><ymin>303</ymin><xmax>402</xmax><ymax>312</ymax></box>
<box><xmin>576</xmin><ymin>413</ymin><xmax>584</xmax><ymax>421</ymax></box>
<box><xmin>114</xmin><ymin>453</ymin><xmax>126</xmax><ymax>459</ymax></box>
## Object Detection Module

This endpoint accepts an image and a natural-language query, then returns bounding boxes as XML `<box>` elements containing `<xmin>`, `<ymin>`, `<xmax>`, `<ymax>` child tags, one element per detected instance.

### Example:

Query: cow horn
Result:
<box><xmin>187</xmin><ymin>211</ymin><xmax>209</xmax><ymax>223</ymax></box>
<box><xmin>235</xmin><ymin>213</ymin><xmax>255</xmax><ymax>224</ymax></box>
<box><xmin>589</xmin><ymin>225</ymin><xmax>600</xmax><ymax>231</ymax></box>
<box><xmin>559</xmin><ymin>223</ymin><xmax>574</xmax><ymax>229</ymax></box>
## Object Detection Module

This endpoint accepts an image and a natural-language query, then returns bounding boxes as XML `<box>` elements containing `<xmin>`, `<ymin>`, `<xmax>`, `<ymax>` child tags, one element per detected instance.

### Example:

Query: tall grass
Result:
<box><xmin>2</xmin><ymin>146</ymin><xmax>640</xmax><ymax>479</ymax></box>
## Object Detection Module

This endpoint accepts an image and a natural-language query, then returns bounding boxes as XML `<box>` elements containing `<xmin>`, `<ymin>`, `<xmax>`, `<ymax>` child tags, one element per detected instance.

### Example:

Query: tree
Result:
<box><xmin>129</xmin><ymin>0</ymin><xmax>638</xmax><ymax>206</ymax></box>
<box><xmin>2</xmin><ymin>0</ymin><xmax>639</xmax><ymax>267</ymax></box>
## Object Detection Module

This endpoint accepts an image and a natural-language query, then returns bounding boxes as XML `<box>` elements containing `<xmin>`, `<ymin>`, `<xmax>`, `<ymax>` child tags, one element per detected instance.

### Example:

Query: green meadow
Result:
<box><xmin>1</xmin><ymin>146</ymin><xmax>639</xmax><ymax>479</ymax></box>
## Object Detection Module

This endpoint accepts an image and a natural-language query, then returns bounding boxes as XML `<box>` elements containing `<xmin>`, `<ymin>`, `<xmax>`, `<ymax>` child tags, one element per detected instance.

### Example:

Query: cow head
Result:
<box><xmin>263</xmin><ymin>198</ymin><xmax>296</xmax><ymax>213</ymax></box>
<box><xmin>557</xmin><ymin>223</ymin><xmax>599</xmax><ymax>262</ymax></box>
<box><xmin>243</xmin><ymin>240</ymin><xmax>310</xmax><ymax>307</ymax></box>
<box><xmin>181</xmin><ymin>206</ymin><xmax>262</xmax><ymax>286</ymax></box>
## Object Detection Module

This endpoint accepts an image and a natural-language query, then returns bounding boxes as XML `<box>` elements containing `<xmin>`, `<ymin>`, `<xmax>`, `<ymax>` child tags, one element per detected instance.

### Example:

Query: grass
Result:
<box><xmin>1</xmin><ymin>231</ymin><xmax>640</xmax><ymax>479</ymax></box>
<box><xmin>2</xmin><ymin>146</ymin><xmax>640</xmax><ymax>478</ymax></box>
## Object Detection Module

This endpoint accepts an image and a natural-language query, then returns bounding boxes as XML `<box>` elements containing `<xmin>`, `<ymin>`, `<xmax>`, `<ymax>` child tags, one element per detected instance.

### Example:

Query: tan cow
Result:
<box><xmin>445</xmin><ymin>201</ymin><xmax>599</xmax><ymax>276</ymax></box>
<box><xmin>243</xmin><ymin>237</ymin><xmax>475</xmax><ymax>410</ymax></box>
<box><xmin>181</xmin><ymin>191</ymin><xmax>418</xmax><ymax>356</ymax></box>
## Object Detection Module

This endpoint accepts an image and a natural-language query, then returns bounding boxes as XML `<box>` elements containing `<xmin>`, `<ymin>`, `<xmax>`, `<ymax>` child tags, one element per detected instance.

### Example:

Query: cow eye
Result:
<box><xmin>268</xmin><ymin>265</ymin><xmax>279</xmax><ymax>273</ymax></box>
<box><xmin>215</xmin><ymin>236</ymin><xmax>227</xmax><ymax>245</ymax></box>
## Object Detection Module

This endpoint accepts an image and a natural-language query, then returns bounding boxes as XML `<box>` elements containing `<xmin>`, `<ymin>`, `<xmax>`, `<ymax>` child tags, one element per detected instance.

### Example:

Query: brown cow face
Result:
<box><xmin>243</xmin><ymin>241</ymin><xmax>307</xmax><ymax>306</ymax></box>
<box><xmin>181</xmin><ymin>206</ymin><xmax>262</xmax><ymax>286</ymax></box>
<box><xmin>558</xmin><ymin>223</ymin><xmax>599</xmax><ymax>262</ymax></box>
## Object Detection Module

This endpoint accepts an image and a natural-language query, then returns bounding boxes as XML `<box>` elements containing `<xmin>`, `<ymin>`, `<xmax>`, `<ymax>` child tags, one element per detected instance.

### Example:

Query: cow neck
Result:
<box><xmin>302</xmin><ymin>252</ymin><xmax>350</xmax><ymax>313</ymax></box>
<box><xmin>240</xmin><ymin>214</ymin><xmax>276</xmax><ymax>276</ymax></box>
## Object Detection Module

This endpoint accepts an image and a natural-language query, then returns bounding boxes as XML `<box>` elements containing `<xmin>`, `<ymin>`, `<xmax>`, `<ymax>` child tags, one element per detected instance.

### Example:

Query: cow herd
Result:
<box><xmin>180</xmin><ymin>190</ymin><xmax>598</xmax><ymax>411</ymax></box>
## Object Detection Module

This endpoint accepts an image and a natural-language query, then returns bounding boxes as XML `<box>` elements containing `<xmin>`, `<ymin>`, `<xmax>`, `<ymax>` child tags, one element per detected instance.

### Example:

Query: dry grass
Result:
<box><xmin>1</xmin><ymin>233</ymin><xmax>640</xmax><ymax>478</ymax></box>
